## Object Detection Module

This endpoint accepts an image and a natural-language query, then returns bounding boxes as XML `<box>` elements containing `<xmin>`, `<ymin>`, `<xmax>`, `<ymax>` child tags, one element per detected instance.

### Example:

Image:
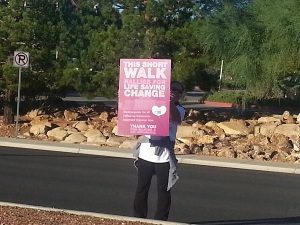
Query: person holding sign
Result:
<box><xmin>133</xmin><ymin>81</ymin><xmax>186</xmax><ymax>221</ymax></box>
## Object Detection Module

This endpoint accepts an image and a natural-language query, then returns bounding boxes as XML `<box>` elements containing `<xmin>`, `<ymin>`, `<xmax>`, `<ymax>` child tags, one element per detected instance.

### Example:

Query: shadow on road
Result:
<box><xmin>189</xmin><ymin>216</ymin><xmax>300</xmax><ymax>225</ymax></box>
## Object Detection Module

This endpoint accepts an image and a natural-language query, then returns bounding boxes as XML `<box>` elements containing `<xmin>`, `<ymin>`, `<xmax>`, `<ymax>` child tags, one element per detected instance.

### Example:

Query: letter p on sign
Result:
<box><xmin>13</xmin><ymin>51</ymin><xmax>29</xmax><ymax>68</ymax></box>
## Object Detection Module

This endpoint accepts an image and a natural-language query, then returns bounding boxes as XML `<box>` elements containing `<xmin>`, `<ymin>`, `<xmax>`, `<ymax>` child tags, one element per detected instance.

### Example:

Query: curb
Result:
<box><xmin>178</xmin><ymin>157</ymin><xmax>300</xmax><ymax>174</ymax></box>
<box><xmin>0</xmin><ymin>202</ymin><xmax>189</xmax><ymax>225</ymax></box>
<box><xmin>0</xmin><ymin>138</ymin><xmax>134</xmax><ymax>159</ymax></box>
<box><xmin>203</xmin><ymin>101</ymin><xmax>234</xmax><ymax>108</ymax></box>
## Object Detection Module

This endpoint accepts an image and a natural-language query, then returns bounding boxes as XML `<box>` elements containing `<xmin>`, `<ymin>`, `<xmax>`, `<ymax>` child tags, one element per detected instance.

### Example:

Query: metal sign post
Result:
<box><xmin>218</xmin><ymin>60</ymin><xmax>224</xmax><ymax>91</ymax></box>
<box><xmin>13</xmin><ymin>51</ymin><xmax>29</xmax><ymax>138</ymax></box>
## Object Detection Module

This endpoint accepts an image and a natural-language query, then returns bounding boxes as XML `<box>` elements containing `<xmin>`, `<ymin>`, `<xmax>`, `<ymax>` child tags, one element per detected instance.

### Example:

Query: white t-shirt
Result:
<box><xmin>138</xmin><ymin>105</ymin><xmax>186</xmax><ymax>163</ymax></box>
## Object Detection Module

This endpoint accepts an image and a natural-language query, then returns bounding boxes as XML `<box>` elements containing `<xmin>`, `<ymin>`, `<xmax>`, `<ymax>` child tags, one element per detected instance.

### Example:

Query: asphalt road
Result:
<box><xmin>1</xmin><ymin>146</ymin><xmax>300</xmax><ymax>225</ymax></box>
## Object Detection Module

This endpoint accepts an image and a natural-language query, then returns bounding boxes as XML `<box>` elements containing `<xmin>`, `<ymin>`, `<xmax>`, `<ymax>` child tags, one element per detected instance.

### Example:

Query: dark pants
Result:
<box><xmin>134</xmin><ymin>158</ymin><xmax>171</xmax><ymax>221</ymax></box>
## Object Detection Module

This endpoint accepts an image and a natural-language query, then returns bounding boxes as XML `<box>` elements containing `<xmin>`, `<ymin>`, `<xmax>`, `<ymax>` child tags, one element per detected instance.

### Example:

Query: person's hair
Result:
<box><xmin>171</xmin><ymin>80</ymin><xmax>184</xmax><ymax>93</ymax></box>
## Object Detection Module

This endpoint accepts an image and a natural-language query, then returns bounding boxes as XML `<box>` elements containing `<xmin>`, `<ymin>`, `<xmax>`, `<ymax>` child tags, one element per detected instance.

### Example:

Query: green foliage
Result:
<box><xmin>206</xmin><ymin>89</ymin><xmax>300</xmax><ymax>109</ymax></box>
<box><xmin>197</xmin><ymin>0</ymin><xmax>300</xmax><ymax>100</ymax></box>
<box><xmin>205</xmin><ymin>90</ymin><xmax>250</xmax><ymax>105</ymax></box>
<box><xmin>5</xmin><ymin>0</ymin><xmax>299</xmax><ymax>104</ymax></box>
<box><xmin>77</xmin><ymin>0</ymin><xmax>215</xmax><ymax>97</ymax></box>
<box><xmin>0</xmin><ymin>0</ymin><xmax>63</xmax><ymax>97</ymax></box>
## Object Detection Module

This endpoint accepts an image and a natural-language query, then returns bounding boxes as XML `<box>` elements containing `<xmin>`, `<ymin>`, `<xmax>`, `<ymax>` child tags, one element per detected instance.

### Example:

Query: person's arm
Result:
<box><xmin>170</xmin><ymin>101</ymin><xmax>181</xmax><ymax>123</ymax></box>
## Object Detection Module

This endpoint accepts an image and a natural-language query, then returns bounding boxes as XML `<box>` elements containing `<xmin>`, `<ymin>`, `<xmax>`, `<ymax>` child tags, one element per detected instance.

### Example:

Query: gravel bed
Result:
<box><xmin>0</xmin><ymin>205</ymin><xmax>158</xmax><ymax>225</ymax></box>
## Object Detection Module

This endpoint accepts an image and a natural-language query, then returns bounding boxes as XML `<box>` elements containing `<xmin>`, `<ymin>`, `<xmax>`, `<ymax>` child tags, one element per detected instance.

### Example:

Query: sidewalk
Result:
<box><xmin>1</xmin><ymin>136</ymin><xmax>300</xmax><ymax>225</ymax></box>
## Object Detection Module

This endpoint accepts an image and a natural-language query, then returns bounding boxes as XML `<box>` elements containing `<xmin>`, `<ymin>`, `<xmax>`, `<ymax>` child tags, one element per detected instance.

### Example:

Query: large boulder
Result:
<box><xmin>274</xmin><ymin>124</ymin><xmax>300</xmax><ymax>137</ymax></box>
<box><xmin>47</xmin><ymin>127</ymin><xmax>68</xmax><ymax>141</ymax></box>
<box><xmin>217</xmin><ymin>121</ymin><xmax>251</xmax><ymax>135</ymax></box>
<box><xmin>64</xmin><ymin>133</ymin><xmax>87</xmax><ymax>143</ymax></box>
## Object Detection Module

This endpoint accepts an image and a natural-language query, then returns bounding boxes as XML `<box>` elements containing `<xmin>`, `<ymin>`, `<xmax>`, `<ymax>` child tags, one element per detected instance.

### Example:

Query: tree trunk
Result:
<box><xmin>3</xmin><ymin>89</ymin><xmax>15</xmax><ymax>125</ymax></box>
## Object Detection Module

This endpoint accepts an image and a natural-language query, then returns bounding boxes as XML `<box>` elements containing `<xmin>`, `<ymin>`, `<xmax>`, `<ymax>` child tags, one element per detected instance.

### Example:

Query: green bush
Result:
<box><xmin>205</xmin><ymin>90</ymin><xmax>299</xmax><ymax>109</ymax></box>
<box><xmin>256</xmin><ymin>98</ymin><xmax>299</xmax><ymax>108</ymax></box>
<box><xmin>205</xmin><ymin>90</ymin><xmax>249</xmax><ymax>105</ymax></box>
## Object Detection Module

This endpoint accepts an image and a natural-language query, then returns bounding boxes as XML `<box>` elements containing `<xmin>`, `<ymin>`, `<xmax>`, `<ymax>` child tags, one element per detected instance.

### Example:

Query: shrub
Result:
<box><xmin>205</xmin><ymin>90</ymin><xmax>249</xmax><ymax>105</ymax></box>
<box><xmin>205</xmin><ymin>90</ymin><xmax>299</xmax><ymax>109</ymax></box>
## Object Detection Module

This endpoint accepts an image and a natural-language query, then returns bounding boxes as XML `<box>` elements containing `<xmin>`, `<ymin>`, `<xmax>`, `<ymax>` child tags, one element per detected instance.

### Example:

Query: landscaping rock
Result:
<box><xmin>1</xmin><ymin>103</ymin><xmax>300</xmax><ymax>164</ymax></box>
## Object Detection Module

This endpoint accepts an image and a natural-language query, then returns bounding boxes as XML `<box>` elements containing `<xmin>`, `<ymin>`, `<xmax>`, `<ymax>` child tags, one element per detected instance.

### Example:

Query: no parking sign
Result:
<box><xmin>13</xmin><ymin>51</ymin><xmax>29</xmax><ymax>68</ymax></box>
<box><xmin>13</xmin><ymin>51</ymin><xmax>30</xmax><ymax>138</ymax></box>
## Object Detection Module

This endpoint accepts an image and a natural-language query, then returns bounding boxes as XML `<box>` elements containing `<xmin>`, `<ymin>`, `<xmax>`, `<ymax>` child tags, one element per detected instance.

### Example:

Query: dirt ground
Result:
<box><xmin>0</xmin><ymin>205</ymin><xmax>158</xmax><ymax>225</ymax></box>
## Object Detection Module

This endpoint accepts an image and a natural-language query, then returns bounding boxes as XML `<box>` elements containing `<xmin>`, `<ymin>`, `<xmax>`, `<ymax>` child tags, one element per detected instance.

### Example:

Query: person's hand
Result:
<box><xmin>170</xmin><ymin>92</ymin><xmax>177</xmax><ymax>104</ymax></box>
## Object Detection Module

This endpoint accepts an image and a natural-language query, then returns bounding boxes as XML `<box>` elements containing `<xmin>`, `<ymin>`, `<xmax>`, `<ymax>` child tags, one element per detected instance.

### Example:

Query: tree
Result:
<box><xmin>0</xmin><ymin>0</ymin><xmax>32</xmax><ymax>124</ymax></box>
<box><xmin>76</xmin><ymin>0</ymin><xmax>222</xmax><ymax>97</ymax></box>
<box><xmin>0</xmin><ymin>0</ymin><xmax>63</xmax><ymax>124</ymax></box>
<box><xmin>57</xmin><ymin>0</ymin><xmax>122</xmax><ymax>98</ymax></box>
<box><xmin>252</xmin><ymin>0</ymin><xmax>300</xmax><ymax>97</ymax></box>
<box><xmin>1</xmin><ymin>0</ymin><xmax>257</xmax><ymax>116</ymax></box>
<box><xmin>196</xmin><ymin>0</ymin><xmax>300</xmax><ymax>99</ymax></box>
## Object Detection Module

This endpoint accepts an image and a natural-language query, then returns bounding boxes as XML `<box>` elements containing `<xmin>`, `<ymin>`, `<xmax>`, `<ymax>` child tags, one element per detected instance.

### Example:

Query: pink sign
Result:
<box><xmin>118</xmin><ymin>59</ymin><xmax>171</xmax><ymax>136</ymax></box>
